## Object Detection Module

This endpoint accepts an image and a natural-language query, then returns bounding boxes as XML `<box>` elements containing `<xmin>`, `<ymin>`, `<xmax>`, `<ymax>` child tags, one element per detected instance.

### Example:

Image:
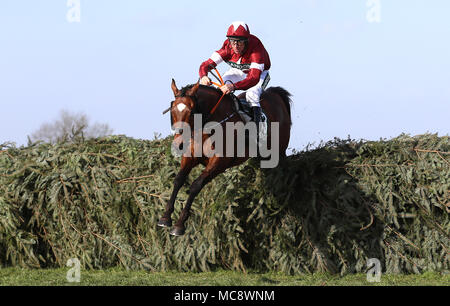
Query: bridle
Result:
<box><xmin>163</xmin><ymin>68</ymin><xmax>236</xmax><ymax>131</ymax></box>
<box><xmin>169</xmin><ymin>94</ymin><xmax>201</xmax><ymax>130</ymax></box>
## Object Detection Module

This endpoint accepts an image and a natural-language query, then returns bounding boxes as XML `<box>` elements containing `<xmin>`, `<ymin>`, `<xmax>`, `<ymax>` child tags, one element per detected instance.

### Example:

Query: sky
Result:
<box><xmin>0</xmin><ymin>0</ymin><xmax>449</xmax><ymax>152</ymax></box>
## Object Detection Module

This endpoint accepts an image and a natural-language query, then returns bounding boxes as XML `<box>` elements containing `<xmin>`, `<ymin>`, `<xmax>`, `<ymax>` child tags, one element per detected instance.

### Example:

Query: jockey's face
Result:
<box><xmin>229</xmin><ymin>38</ymin><xmax>246</xmax><ymax>55</ymax></box>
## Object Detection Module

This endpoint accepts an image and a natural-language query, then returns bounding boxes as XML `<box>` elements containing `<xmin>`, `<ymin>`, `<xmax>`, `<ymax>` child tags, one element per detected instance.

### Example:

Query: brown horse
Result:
<box><xmin>158</xmin><ymin>79</ymin><xmax>292</xmax><ymax>236</ymax></box>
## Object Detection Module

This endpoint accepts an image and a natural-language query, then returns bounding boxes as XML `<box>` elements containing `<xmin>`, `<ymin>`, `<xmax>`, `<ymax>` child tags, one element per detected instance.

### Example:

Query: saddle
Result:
<box><xmin>230</xmin><ymin>93</ymin><xmax>266</xmax><ymax>123</ymax></box>
<box><xmin>230</xmin><ymin>93</ymin><xmax>268</xmax><ymax>142</ymax></box>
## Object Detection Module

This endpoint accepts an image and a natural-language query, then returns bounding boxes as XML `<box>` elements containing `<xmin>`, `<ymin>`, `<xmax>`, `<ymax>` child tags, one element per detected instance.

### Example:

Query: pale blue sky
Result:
<box><xmin>1</xmin><ymin>0</ymin><xmax>449</xmax><ymax>151</ymax></box>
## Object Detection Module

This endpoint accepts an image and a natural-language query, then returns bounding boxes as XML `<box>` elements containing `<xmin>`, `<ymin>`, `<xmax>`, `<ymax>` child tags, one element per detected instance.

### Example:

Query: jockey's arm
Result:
<box><xmin>233</xmin><ymin>66</ymin><xmax>262</xmax><ymax>90</ymax></box>
<box><xmin>199</xmin><ymin>41</ymin><xmax>229</xmax><ymax>81</ymax></box>
<box><xmin>233</xmin><ymin>50</ymin><xmax>265</xmax><ymax>90</ymax></box>
<box><xmin>200</xmin><ymin>75</ymin><xmax>211</xmax><ymax>86</ymax></box>
<box><xmin>199</xmin><ymin>58</ymin><xmax>215</xmax><ymax>79</ymax></box>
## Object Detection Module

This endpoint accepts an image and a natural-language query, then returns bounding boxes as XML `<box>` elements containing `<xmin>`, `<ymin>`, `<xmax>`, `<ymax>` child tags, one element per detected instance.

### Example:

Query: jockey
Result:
<box><xmin>199</xmin><ymin>21</ymin><xmax>271</xmax><ymax>130</ymax></box>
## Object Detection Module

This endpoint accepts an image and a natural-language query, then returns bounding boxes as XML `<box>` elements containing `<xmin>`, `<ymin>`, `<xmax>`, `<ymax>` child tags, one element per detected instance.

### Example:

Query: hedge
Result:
<box><xmin>0</xmin><ymin>133</ymin><xmax>448</xmax><ymax>274</ymax></box>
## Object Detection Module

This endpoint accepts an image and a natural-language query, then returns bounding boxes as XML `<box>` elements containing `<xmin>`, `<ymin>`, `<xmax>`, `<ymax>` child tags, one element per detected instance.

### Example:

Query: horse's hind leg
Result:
<box><xmin>158</xmin><ymin>157</ymin><xmax>197</xmax><ymax>228</ymax></box>
<box><xmin>170</xmin><ymin>160</ymin><xmax>230</xmax><ymax>236</ymax></box>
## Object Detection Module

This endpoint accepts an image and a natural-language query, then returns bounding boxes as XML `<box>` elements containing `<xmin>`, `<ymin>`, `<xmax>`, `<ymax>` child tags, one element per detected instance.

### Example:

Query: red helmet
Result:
<box><xmin>226</xmin><ymin>21</ymin><xmax>250</xmax><ymax>39</ymax></box>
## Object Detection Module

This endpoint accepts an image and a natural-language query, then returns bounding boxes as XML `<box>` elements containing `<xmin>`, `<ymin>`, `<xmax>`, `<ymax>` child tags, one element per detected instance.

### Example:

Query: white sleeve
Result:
<box><xmin>210</xmin><ymin>52</ymin><xmax>224</xmax><ymax>65</ymax></box>
<box><xmin>250</xmin><ymin>62</ymin><xmax>264</xmax><ymax>71</ymax></box>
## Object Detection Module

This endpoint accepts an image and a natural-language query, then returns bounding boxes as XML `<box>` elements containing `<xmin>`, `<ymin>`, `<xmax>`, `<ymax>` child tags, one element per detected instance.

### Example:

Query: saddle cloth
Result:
<box><xmin>231</xmin><ymin>94</ymin><xmax>268</xmax><ymax>142</ymax></box>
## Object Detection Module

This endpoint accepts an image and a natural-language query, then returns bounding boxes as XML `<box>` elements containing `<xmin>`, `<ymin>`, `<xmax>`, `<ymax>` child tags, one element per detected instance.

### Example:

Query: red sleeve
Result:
<box><xmin>199</xmin><ymin>59</ymin><xmax>215</xmax><ymax>78</ymax></box>
<box><xmin>233</xmin><ymin>69</ymin><xmax>261</xmax><ymax>90</ymax></box>
<box><xmin>233</xmin><ymin>51</ymin><xmax>265</xmax><ymax>90</ymax></box>
<box><xmin>199</xmin><ymin>40</ymin><xmax>231</xmax><ymax>78</ymax></box>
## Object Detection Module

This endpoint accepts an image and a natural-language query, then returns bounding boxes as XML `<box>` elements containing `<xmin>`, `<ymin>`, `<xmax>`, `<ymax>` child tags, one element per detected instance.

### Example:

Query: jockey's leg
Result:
<box><xmin>222</xmin><ymin>68</ymin><xmax>246</xmax><ymax>86</ymax></box>
<box><xmin>246</xmin><ymin>71</ymin><xmax>270</xmax><ymax>142</ymax></box>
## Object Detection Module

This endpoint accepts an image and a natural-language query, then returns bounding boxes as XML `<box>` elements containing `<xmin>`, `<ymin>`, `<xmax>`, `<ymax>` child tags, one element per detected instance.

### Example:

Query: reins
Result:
<box><xmin>208</xmin><ymin>68</ymin><xmax>227</xmax><ymax>116</ymax></box>
<box><xmin>163</xmin><ymin>68</ymin><xmax>236</xmax><ymax>128</ymax></box>
<box><xmin>161</xmin><ymin>68</ymin><xmax>226</xmax><ymax>116</ymax></box>
<box><xmin>209</xmin><ymin>67</ymin><xmax>224</xmax><ymax>88</ymax></box>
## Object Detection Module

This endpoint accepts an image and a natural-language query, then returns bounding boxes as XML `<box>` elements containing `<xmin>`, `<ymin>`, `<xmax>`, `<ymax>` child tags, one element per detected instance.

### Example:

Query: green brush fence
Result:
<box><xmin>0</xmin><ymin>133</ymin><xmax>448</xmax><ymax>274</ymax></box>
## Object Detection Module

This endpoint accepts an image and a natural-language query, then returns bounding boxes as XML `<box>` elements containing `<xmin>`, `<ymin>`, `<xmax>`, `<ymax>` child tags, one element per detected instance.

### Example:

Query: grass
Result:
<box><xmin>0</xmin><ymin>268</ymin><xmax>448</xmax><ymax>286</ymax></box>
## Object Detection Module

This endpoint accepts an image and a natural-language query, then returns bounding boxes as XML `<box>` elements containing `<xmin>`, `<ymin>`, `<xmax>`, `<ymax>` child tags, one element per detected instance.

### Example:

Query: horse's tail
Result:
<box><xmin>265</xmin><ymin>87</ymin><xmax>292</xmax><ymax>125</ymax></box>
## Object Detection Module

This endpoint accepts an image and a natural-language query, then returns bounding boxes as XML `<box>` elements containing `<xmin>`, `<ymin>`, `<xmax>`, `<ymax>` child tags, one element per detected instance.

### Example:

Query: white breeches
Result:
<box><xmin>222</xmin><ymin>68</ymin><xmax>270</xmax><ymax>107</ymax></box>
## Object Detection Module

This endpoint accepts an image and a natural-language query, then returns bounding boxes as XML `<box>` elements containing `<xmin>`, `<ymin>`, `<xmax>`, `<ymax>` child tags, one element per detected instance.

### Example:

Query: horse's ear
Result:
<box><xmin>187</xmin><ymin>82</ymin><xmax>200</xmax><ymax>96</ymax></box>
<box><xmin>171</xmin><ymin>79</ymin><xmax>180</xmax><ymax>96</ymax></box>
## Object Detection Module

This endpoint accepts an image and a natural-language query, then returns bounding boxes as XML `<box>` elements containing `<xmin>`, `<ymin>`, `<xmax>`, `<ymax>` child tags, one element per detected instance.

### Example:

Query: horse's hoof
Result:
<box><xmin>157</xmin><ymin>218</ymin><xmax>172</xmax><ymax>228</ymax></box>
<box><xmin>170</xmin><ymin>226</ymin><xmax>185</xmax><ymax>236</ymax></box>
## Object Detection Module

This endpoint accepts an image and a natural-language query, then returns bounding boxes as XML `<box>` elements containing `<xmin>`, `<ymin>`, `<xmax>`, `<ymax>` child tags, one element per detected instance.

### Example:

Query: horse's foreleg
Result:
<box><xmin>158</xmin><ymin>157</ymin><xmax>197</xmax><ymax>228</ymax></box>
<box><xmin>157</xmin><ymin>171</ymin><xmax>187</xmax><ymax>228</ymax></box>
<box><xmin>170</xmin><ymin>160</ymin><xmax>229</xmax><ymax>236</ymax></box>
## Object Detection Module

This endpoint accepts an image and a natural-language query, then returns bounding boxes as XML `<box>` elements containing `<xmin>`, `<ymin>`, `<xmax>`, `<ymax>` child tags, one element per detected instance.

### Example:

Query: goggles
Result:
<box><xmin>228</xmin><ymin>38</ymin><xmax>247</xmax><ymax>45</ymax></box>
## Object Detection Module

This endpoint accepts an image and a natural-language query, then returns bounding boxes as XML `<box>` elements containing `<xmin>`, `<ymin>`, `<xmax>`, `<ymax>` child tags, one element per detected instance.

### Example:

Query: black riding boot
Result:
<box><xmin>252</xmin><ymin>106</ymin><xmax>262</xmax><ymax>144</ymax></box>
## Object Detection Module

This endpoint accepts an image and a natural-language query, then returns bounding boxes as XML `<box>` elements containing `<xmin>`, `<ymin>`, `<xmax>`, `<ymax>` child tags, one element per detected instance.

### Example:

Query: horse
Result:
<box><xmin>158</xmin><ymin>79</ymin><xmax>292</xmax><ymax>236</ymax></box>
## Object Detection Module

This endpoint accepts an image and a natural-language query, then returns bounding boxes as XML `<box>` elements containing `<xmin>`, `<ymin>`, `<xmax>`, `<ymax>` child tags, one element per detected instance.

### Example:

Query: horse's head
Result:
<box><xmin>169</xmin><ymin>79</ymin><xmax>202</xmax><ymax>158</ymax></box>
<box><xmin>170</xmin><ymin>79</ymin><xmax>200</xmax><ymax>129</ymax></box>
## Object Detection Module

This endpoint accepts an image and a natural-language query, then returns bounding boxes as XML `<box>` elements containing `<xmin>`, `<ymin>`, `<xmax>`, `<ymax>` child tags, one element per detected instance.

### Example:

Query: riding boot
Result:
<box><xmin>252</xmin><ymin>106</ymin><xmax>262</xmax><ymax>149</ymax></box>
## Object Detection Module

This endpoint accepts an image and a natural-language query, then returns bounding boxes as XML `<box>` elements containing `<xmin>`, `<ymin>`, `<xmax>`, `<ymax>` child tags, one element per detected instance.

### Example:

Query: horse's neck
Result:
<box><xmin>198</xmin><ymin>88</ymin><xmax>233</xmax><ymax>118</ymax></box>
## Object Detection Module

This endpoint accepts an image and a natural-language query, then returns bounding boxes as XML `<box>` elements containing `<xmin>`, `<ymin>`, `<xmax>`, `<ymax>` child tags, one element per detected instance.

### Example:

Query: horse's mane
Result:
<box><xmin>178</xmin><ymin>84</ymin><xmax>222</xmax><ymax>98</ymax></box>
<box><xmin>177</xmin><ymin>84</ymin><xmax>224</xmax><ymax>118</ymax></box>
<box><xmin>178</xmin><ymin>84</ymin><xmax>196</xmax><ymax>97</ymax></box>
<box><xmin>199</xmin><ymin>84</ymin><xmax>223</xmax><ymax>96</ymax></box>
